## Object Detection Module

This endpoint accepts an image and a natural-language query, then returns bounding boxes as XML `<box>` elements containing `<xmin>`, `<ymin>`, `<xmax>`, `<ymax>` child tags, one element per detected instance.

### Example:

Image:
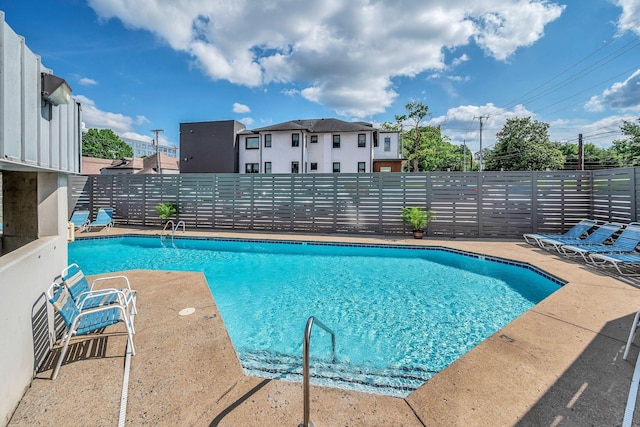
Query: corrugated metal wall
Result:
<box><xmin>68</xmin><ymin>168</ymin><xmax>640</xmax><ymax>237</ymax></box>
<box><xmin>0</xmin><ymin>11</ymin><xmax>80</xmax><ymax>173</ymax></box>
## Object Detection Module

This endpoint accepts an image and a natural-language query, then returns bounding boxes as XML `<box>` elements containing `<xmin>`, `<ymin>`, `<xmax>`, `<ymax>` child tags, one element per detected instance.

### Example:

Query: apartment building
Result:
<box><xmin>180</xmin><ymin>120</ymin><xmax>246</xmax><ymax>173</ymax></box>
<box><xmin>121</xmin><ymin>136</ymin><xmax>178</xmax><ymax>158</ymax></box>
<box><xmin>180</xmin><ymin>118</ymin><xmax>403</xmax><ymax>174</ymax></box>
<box><xmin>239</xmin><ymin>118</ymin><xmax>403</xmax><ymax>173</ymax></box>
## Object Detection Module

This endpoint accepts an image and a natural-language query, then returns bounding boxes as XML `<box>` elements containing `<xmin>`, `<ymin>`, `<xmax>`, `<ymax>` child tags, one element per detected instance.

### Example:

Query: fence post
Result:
<box><xmin>632</xmin><ymin>167</ymin><xmax>638</xmax><ymax>222</ymax></box>
<box><xmin>477</xmin><ymin>172</ymin><xmax>483</xmax><ymax>237</ymax></box>
<box><xmin>531</xmin><ymin>172</ymin><xmax>538</xmax><ymax>233</ymax></box>
<box><xmin>378</xmin><ymin>174</ymin><xmax>384</xmax><ymax>233</ymax></box>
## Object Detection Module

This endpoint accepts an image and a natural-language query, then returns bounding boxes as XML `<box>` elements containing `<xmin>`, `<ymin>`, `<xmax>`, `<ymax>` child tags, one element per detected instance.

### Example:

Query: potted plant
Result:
<box><xmin>401</xmin><ymin>207</ymin><xmax>434</xmax><ymax>239</ymax></box>
<box><xmin>155</xmin><ymin>202</ymin><xmax>179</xmax><ymax>223</ymax></box>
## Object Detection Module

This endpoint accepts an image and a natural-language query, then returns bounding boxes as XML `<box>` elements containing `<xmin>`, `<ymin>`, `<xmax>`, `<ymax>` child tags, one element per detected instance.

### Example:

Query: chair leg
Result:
<box><xmin>51</xmin><ymin>333</ymin><xmax>73</xmax><ymax>380</ymax></box>
<box><xmin>127</xmin><ymin>329</ymin><xmax>136</xmax><ymax>356</ymax></box>
<box><xmin>624</xmin><ymin>311</ymin><xmax>640</xmax><ymax>360</ymax></box>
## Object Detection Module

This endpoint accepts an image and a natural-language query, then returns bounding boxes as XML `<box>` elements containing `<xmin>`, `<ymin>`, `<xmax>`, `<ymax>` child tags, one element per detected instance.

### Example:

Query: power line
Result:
<box><xmin>500</xmin><ymin>32</ymin><xmax>640</xmax><ymax>111</ymax></box>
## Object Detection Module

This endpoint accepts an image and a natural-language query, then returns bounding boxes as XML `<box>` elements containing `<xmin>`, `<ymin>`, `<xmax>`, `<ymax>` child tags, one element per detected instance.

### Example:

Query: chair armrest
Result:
<box><xmin>91</xmin><ymin>275</ymin><xmax>132</xmax><ymax>292</ymax></box>
<box><xmin>76</xmin><ymin>288</ymin><xmax>129</xmax><ymax>310</ymax></box>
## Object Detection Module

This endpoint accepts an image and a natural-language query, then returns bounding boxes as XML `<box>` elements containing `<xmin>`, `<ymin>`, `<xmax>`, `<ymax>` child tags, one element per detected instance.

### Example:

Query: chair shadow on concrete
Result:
<box><xmin>516</xmin><ymin>312</ymin><xmax>638</xmax><ymax>426</ymax></box>
<box><xmin>33</xmin><ymin>292</ymin><xmax>117</xmax><ymax>378</ymax></box>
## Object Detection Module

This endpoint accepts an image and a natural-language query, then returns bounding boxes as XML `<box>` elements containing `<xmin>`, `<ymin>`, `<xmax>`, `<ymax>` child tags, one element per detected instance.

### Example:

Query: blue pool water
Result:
<box><xmin>69</xmin><ymin>236</ymin><xmax>562</xmax><ymax>397</ymax></box>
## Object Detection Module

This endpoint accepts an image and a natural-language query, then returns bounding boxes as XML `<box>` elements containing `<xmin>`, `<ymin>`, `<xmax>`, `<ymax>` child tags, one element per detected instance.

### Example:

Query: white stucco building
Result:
<box><xmin>238</xmin><ymin>119</ymin><xmax>404</xmax><ymax>174</ymax></box>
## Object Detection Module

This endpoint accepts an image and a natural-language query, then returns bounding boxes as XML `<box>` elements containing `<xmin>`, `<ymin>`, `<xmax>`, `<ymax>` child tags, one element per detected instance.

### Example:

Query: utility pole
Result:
<box><xmin>463</xmin><ymin>140</ymin><xmax>467</xmax><ymax>172</ymax></box>
<box><xmin>150</xmin><ymin>129</ymin><xmax>164</xmax><ymax>173</ymax></box>
<box><xmin>578</xmin><ymin>133</ymin><xmax>584</xmax><ymax>171</ymax></box>
<box><xmin>474</xmin><ymin>115</ymin><xmax>489</xmax><ymax>171</ymax></box>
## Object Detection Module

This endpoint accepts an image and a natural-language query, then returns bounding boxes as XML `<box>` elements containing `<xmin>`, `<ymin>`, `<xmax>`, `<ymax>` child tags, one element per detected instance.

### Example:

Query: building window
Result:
<box><xmin>358</xmin><ymin>134</ymin><xmax>366</xmax><ymax>148</ymax></box>
<box><xmin>291</xmin><ymin>161</ymin><xmax>299</xmax><ymax>173</ymax></box>
<box><xmin>264</xmin><ymin>162</ymin><xmax>272</xmax><ymax>174</ymax></box>
<box><xmin>384</xmin><ymin>137</ymin><xmax>391</xmax><ymax>152</ymax></box>
<box><xmin>245</xmin><ymin>163</ymin><xmax>259</xmax><ymax>173</ymax></box>
<box><xmin>333</xmin><ymin>135</ymin><xmax>340</xmax><ymax>148</ymax></box>
<box><xmin>310</xmin><ymin>135</ymin><xmax>318</xmax><ymax>143</ymax></box>
<box><xmin>265</xmin><ymin>134</ymin><xmax>272</xmax><ymax>148</ymax></box>
<box><xmin>333</xmin><ymin>162</ymin><xmax>340</xmax><ymax>173</ymax></box>
<box><xmin>358</xmin><ymin>162</ymin><xmax>366</xmax><ymax>173</ymax></box>
<box><xmin>292</xmin><ymin>133</ymin><xmax>300</xmax><ymax>147</ymax></box>
<box><xmin>246</xmin><ymin>137</ymin><xmax>259</xmax><ymax>150</ymax></box>
<box><xmin>310</xmin><ymin>162</ymin><xmax>318</xmax><ymax>171</ymax></box>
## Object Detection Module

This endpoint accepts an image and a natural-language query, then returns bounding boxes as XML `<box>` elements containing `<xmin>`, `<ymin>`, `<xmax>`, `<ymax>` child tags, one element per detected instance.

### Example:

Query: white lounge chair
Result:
<box><xmin>523</xmin><ymin>219</ymin><xmax>597</xmax><ymax>247</ymax></box>
<box><xmin>61</xmin><ymin>263</ymin><xmax>137</xmax><ymax>328</ymax></box>
<box><xmin>46</xmin><ymin>281</ymin><xmax>135</xmax><ymax>380</ymax></box>
<box><xmin>589</xmin><ymin>253</ymin><xmax>640</xmax><ymax>276</ymax></box>
<box><xmin>87</xmin><ymin>207</ymin><xmax>114</xmax><ymax>231</ymax></box>
<box><xmin>538</xmin><ymin>223</ymin><xmax>620</xmax><ymax>252</ymax></box>
<box><xmin>69</xmin><ymin>210</ymin><xmax>90</xmax><ymax>232</ymax></box>
<box><xmin>560</xmin><ymin>223</ymin><xmax>640</xmax><ymax>262</ymax></box>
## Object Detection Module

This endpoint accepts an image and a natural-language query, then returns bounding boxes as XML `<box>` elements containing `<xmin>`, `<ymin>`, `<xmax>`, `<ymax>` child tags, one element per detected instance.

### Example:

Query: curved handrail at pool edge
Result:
<box><xmin>301</xmin><ymin>316</ymin><xmax>336</xmax><ymax>427</ymax></box>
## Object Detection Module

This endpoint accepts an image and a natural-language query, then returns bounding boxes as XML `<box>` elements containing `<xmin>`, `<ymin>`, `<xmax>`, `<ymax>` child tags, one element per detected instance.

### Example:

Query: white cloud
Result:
<box><xmin>612</xmin><ymin>0</ymin><xmax>640</xmax><ymax>35</ymax></box>
<box><xmin>233</xmin><ymin>102</ymin><xmax>251</xmax><ymax>113</ymax></box>
<box><xmin>75</xmin><ymin>94</ymin><xmax>151</xmax><ymax>136</ymax></box>
<box><xmin>451</xmin><ymin>54</ymin><xmax>470</xmax><ymax>68</ymax></box>
<box><xmin>87</xmin><ymin>0</ymin><xmax>565</xmax><ymax>117</ymax></box>
<box><xmin>239</xmin><ymin>117</ymin><xmax>255</xmax><ymax>126</ymax></box>
<box><xmin>429</xmin><ymin>101</ymin><xmax>636</xmax><ymax>149</ymax></box>
<box><xmin>78</xmin><ymin>77</ymin><xmax>98</xmax><ymax>86</ymax></box>
<box><xmin>586</xmin><ymin>69</ymin><xmax>640</xmax><ymax>112</ymax></box>
<box><xmin>429</xmin><ymin>103</ymin><xmax>536</xmax><ymax>150</ymax></box>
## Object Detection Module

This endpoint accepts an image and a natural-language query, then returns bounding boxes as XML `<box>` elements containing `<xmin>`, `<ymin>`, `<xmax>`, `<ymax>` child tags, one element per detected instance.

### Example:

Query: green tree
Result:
<box><xmin>419</xmin><ymin>126</ymin><xmax>461</xmax><ymax>171</ymax></box>
<box><xmin>397</xmin><ymin>101</ymin><xmax>430</xmax><ymax>172</ymax></box>
<box><xmin>82</xmin><ymin>128</ymin><xmax>133</xmax><ymax>159</ymax></box>
<box><xmin>559</xmin><ymin>142</ymin><xmax>621</xmax><ymax>169</ymax></box>
<box><xmin>612</xmin><ymin>119</ymin><xmax>640</xmax><ymax>166</ymax></box>
<box><xmin>484</xmin><ymin>117</ymin><xmax>565</xmax><ymax>171</ymax></box>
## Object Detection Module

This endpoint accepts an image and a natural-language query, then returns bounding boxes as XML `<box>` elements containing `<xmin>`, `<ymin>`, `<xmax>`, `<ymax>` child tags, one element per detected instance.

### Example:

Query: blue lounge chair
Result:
<box><xmin>69</xmin><ymin>210</ymin><xmax>90</xmax><ymax>232</ymax></box>
<box><xmin>46</xmin><ymin>281</ymin><xmax>135</xmax><ymax>380</ymax></box>
<box><xmin>523</xmin><ymin>219</ymin><xmax>597</xmax><ymax>247</ymax></box>
<box><xmin>88</xmin><ymin>207</ymin><xmax>114</xmax><ymax>231</ymax></box>
<box><xmin>589</xmin><ymin>253</ymin><xmax>640</xmax><ymax>276</ymax></box>
<box><xmin>61</xmin><ymin>263</ymin><xmax>137</xmax><ymax>327</ymax></box>
<box><xmin>559</xmin><ymin>223</ymin><xmax>640</xmax><ymax>262</ymax></box>
<box><xmin>538</xmin><ymin>223</ymin><xmax>621</xmax><ymax>252</ymax></box>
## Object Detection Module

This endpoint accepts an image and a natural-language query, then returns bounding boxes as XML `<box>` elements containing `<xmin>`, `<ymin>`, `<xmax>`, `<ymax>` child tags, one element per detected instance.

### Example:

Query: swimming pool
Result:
<box><xmin>69</xmin><ymin>236</ymin><xmax>562</xmax><ymax>397</ymax></box>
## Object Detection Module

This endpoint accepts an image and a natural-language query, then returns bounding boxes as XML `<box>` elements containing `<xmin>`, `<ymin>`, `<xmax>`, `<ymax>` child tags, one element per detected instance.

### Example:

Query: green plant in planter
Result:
<box><xmin>401</xmin><ymin>207</ymin><xmax>435</xmax><ymax>238</ymax></box>
<box><xmin>155</xmin><ymin>202</ymin><xmax>179</xmax><ymax>221</ymax></box>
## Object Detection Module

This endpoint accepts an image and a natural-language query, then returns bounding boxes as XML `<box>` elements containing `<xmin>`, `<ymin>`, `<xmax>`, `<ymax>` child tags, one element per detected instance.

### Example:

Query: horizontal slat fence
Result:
<box><xmin>69</xmin><ymin>168</ymin><xmax>640</xmax><ymax>237</ymax></box>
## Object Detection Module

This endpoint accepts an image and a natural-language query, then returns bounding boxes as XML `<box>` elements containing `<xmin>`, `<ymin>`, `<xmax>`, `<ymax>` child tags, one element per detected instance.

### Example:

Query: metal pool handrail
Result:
<box><xmin>160</xmin><ymin>220</ymin><xmax>185</xmax><ymax>242</ymax></box>
<box><xmin>160</xmin><ymin>220</ymin><xmax>175</xmax><ymax>238</ymax></box>
<box><xmin>300</xmin><ymin>316</ymin><xmax>336</xmax><ymax>427</ymax></box>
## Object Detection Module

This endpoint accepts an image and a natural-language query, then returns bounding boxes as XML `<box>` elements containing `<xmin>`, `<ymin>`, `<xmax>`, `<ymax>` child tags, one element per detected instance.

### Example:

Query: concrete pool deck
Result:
<box><xmin>8</xmin><ymin>227</ymin><xmax>640</xmax><ymax>426</ymax></box>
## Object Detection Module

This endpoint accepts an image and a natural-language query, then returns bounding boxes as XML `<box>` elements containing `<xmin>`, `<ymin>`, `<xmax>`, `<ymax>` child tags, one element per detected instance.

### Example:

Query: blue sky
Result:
<box><xmin>3</xmin><ymin>0</ymin><xmax>640</xmax><ymax>155</ymax></box>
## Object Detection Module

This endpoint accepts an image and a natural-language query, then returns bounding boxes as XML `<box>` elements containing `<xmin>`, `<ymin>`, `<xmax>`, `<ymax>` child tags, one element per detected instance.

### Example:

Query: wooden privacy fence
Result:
<box><xmin>68</xmin><ymin>168</ymin><xmax>640</xmax><ymax>238</ymax></box>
